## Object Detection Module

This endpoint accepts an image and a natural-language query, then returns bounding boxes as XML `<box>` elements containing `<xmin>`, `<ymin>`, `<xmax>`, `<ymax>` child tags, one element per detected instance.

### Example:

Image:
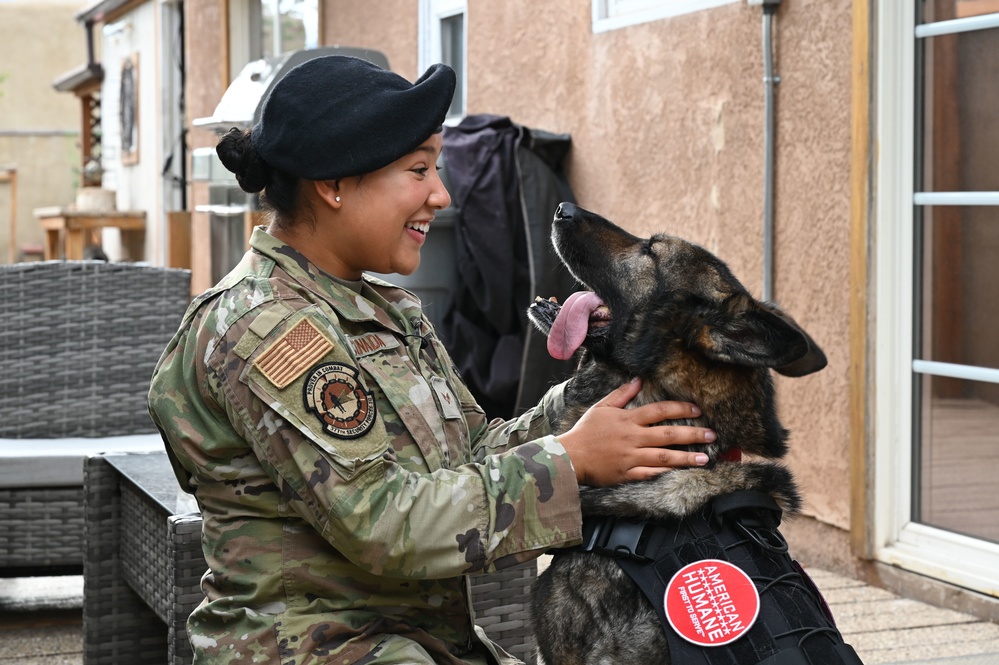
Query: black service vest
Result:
<box><xmin>579</xmin><ymin>491</ymin><xmax>866</xmax><ymax>665</ymax></box>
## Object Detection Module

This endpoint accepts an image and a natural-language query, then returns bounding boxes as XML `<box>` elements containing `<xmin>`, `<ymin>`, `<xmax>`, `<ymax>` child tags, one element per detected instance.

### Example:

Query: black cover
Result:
<box><xmin>440</xmin><ymin>114</ymin><xmax>578</xmax><ymax>418</ymax></box>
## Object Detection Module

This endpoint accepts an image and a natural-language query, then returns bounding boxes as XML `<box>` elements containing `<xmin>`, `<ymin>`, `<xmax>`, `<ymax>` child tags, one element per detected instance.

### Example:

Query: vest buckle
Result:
<box><xmin>580</xmin><ymin>516</ymin><xmax>655</xmax><ymax>561</ymax></box>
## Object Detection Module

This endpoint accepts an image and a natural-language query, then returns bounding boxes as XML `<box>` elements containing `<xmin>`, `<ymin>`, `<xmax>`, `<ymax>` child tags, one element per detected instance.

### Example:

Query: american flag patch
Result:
<box><xmin>254</xmin><ymin>318</ymin><xmax>334</xmax><ymax>389</ymax></box>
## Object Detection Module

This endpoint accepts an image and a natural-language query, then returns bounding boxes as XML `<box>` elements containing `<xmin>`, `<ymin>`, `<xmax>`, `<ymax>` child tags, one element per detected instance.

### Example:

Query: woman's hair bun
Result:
<box><xmin>216</xmin><ymin>127</ymin><xmax>270</xmax><ymax>193</ymax></box>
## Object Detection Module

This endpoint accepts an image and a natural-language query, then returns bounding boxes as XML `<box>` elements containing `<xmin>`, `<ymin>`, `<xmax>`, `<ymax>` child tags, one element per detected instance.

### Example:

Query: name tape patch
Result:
<box><xmin>347</xmin><ymin>331</ymin><xmax>400</xmax><ymax>358</ymax></box>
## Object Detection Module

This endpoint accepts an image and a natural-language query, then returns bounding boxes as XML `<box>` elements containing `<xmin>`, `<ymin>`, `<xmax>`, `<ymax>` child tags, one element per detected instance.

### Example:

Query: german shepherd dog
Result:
<box><xmin>527</xmin><ymin>203</ymin><xmax>852</xmax><ymax>665</ymax></box>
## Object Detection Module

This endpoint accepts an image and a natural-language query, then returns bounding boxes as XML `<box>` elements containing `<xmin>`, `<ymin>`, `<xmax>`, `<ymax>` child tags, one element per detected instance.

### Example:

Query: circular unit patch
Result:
<box><xmin>303</xmin><ymin>363</ymin><xmax>376</xmax><ymax>439</ymax></box>
<box><xmin>664</xmin><ymin>559</ymin><xmax>760</xmax><ymax>647</ymax></box>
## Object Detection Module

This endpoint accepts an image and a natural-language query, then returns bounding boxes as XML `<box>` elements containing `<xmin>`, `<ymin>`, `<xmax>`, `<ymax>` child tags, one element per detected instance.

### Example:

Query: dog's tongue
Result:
<box><xmin>548</xmin><ymin>291</ymin><xmax>605</xmax><ymax>360</ymax></box>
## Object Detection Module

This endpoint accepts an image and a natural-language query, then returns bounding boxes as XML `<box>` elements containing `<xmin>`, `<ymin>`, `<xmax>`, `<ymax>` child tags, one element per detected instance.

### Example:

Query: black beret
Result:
<box><xmin>251</xmin><ymin>55</ymin><xmax>456</xmax><ymax>180</ymax></box>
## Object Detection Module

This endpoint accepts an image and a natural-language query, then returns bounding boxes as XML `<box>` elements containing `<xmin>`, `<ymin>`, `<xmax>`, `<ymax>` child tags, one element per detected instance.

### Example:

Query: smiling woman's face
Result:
<box><xmin>316</xmin><ymin>133</ymin><xmax>451</xmax><ymax>280</ymax></box>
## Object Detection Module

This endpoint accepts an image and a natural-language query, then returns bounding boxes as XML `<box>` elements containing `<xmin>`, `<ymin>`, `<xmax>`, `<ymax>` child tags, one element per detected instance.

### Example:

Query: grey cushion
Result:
<box><xmin>0</xmin><ymin>434</ymin><xmax>165</xmax><ymax>488</ymax></box>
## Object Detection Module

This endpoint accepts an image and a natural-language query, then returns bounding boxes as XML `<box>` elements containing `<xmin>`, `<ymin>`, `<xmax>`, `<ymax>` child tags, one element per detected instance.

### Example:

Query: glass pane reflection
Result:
<box><xmin>918</xmin><ymin>206</ymin><xmax>999</xmax><ymax>370</ymax></box>
<box><xmin>916</xmin><ymin>375</ymin><xmax>999</xmax><ymax>544</ymax></box>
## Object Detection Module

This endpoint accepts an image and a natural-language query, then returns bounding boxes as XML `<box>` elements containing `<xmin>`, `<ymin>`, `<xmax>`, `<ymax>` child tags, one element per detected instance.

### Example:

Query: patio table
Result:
<box><xmin>33</xmin><ymin>206</ymin><xmax>146</xmax><ymax>260</ymax></box>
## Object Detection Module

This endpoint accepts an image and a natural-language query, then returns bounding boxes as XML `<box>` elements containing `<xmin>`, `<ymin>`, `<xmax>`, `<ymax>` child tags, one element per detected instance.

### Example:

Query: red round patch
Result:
<box><xmin>664</xmin><ymin>559</ymin><xmax>760</xmax><ymax>647</ymax></box>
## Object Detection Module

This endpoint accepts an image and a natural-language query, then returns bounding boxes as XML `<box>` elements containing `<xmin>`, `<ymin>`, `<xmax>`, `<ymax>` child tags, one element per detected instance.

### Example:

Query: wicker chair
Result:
<box><xmin>471</xmin><ymin>560</ymin><xmax>538</xmax><ymax>664</ymax></box>
<box><xmin>0</xmin><ymin>260</ymin><xmax>191</xmax><ymax>576</ymax></box>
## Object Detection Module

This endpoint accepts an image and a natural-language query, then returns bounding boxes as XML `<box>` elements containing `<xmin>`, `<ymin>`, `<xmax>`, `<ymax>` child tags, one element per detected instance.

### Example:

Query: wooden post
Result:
<box><xmin>1</xmin><ymin>167</ymin><xmax>17</xmax><ymax>264</ymax></box>
<box><xmin>167</xmin><ymin>211</ymin><xmax>192</xmax><ymax>269</ymax></box>
<box><xmin>849</xmin><ymin>0</ymin><xmax>872</xmax><ymax>561</ymax></box>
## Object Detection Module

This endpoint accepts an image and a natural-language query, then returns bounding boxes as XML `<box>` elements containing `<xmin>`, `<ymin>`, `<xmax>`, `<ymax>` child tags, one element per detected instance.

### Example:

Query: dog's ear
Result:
<box><xmin>697</xmin><ymin>295</ymin><xmax>820</xmax><ymax>371</ymax></box>
<box><xmin>758</xmin><ymin>302</ymin><xmax>828</xmax><ymax>377</ymax></box>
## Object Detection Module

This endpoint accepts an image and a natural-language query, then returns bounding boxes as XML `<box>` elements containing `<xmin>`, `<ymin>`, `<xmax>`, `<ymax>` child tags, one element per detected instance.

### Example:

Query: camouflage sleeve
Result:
<box><xmin>466</xmin><ymin>380</ymin><xmax>569</xmax><ymax>462</ymax></box>
<box><xmin>455</xmin><ymin>381</ymin><xmax>582</xmax><ymax>569</ymax></box>
<box><xmin>213</xmin><ymin>304</ymin><xmax>581</xmax><ymax>578</ymax></box>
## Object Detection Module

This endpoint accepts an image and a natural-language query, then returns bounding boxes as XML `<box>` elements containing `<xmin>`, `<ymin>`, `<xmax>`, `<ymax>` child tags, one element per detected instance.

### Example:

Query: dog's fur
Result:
<box><xmin>528</xmin><ymin>203</ymin><xmax>827</xmax><ymax>665</ymax></box>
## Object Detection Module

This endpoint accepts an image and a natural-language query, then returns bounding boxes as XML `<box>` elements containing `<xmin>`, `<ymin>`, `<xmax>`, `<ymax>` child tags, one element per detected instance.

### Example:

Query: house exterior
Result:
<box><xmin>64</xmin><ymin>0</ymin><xmax>186</xmax><ymax>263</ymax></box>
<box><xmin>0</xmin><ymin>0</ymin><xmax>90</xmax><ymax>263</ymax></box>
<box><xmin>68</xmin><ymin>0</ymin><xmax>999</xmax><ymax>621</ymax></box>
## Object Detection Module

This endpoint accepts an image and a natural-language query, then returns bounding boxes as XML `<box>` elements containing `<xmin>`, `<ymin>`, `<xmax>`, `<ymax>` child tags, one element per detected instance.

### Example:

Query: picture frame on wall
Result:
<box><xmin>120</xmin><ymin>53</ymin><xmax>139</xmax><ymax>165</ymax></box>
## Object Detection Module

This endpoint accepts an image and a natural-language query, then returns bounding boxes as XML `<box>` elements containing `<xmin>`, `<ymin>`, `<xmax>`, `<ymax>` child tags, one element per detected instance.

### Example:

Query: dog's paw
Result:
<box><xmin>528</xmin><ymin>296</ymin><xmax>561</xmax><ymax>335</ymax></box>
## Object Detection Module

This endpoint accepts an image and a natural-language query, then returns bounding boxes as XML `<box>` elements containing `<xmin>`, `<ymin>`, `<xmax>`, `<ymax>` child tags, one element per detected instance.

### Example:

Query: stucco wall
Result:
<box><xmin>322</xmin><ymin>0</ymin><xmax>419</xmax><ymax>79</ymax></box>
<box><xmin>766</xmin><ymin>0</ymin><xmax>853</xmax><ymax>529</ymax></box>
<box><xmin>0</xmin><ymin>0</ymin><xmax>90</xmax><ymax>263</ymax></box>
<box><xmin>240</xmin><ymin>0</ymin><xmax>856</xmax><ymax>531</ymax></box>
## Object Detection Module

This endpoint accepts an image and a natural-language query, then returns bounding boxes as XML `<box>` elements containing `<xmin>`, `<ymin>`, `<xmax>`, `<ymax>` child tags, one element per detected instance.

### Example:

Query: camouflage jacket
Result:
<box><xmin>148</xmin><ymin>228</ymin><xmax>582</xmax><ymax>664</ymax></box>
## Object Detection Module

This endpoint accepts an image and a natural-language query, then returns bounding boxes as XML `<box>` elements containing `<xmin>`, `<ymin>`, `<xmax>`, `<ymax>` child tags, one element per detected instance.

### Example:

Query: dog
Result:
<box><xmin>527</xmin><ymin>203</ymin><xmax>862</xmax><ymax>665</ymax></box>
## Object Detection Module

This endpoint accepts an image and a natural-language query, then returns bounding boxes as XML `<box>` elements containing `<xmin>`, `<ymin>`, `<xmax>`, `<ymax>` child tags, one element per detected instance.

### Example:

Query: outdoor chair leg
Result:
<box><xmin>167</xmin><ymin>514</ymin><xmax>206</xmax><ymax>665</ymax></box>
<box><xmin>83</xmin><ymin>456</ymin><xmax>167</xmax><ymax>664</ymax></box>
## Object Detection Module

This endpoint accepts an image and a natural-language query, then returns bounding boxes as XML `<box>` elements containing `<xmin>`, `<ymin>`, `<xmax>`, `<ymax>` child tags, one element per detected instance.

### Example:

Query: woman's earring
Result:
<box><xmin>335</xmin><ymin>196</ymin><xmax>341</xmax><ymax>203</ymax></box>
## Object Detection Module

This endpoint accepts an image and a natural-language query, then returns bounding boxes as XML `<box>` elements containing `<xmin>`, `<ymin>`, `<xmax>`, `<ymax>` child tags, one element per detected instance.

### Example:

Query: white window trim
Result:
<box><xmin>873</xmin><ymin>0</ymin><xmax>999</xmax><ymax>597</ymax></box>
<box><xmin>915</xmin><ymin>12</ymin><xmax>999</xmax><ymax>37</ymax></box>
<box><xmin>591</xmin><ymin>0</ymin><xmax>738</xmax><ymax>34</ymax></box>
<box><xmin>228</xmin><ymin>0</ymin><xmax>262</xmax><ymax>83</ymax></box>
<box><xmin>419</xmin><ymin>0</ymin><xmax>466</xmax><ymax>122</ymax></box>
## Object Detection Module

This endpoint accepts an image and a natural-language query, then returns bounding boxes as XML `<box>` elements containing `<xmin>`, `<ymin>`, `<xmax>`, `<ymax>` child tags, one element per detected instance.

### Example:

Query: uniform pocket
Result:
<box><xmin>238</xmin><ymin>308</ymin><xmax>391</xmax><ymax>480</ymax></box>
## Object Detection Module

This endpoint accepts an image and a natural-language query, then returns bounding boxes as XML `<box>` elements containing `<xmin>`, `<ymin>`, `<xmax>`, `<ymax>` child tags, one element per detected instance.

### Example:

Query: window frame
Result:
<box><xmin>419</xmin><ymin>0</ymin><xmax>467</xmax><ymax>121</ymax></box>
<box><xmin>228</xmin><ymin>0</ymin><xmax>319</xmax><ymax>82</ymax></box>
<box><xmin>873</xmin><ymin>0</ymin><xmax>999</xmax><ymax>596</ymax></box>
<box><xmin>591</xmin><ymin>0</ymin><xmax>738</xmax><ymax>33</ymax></box>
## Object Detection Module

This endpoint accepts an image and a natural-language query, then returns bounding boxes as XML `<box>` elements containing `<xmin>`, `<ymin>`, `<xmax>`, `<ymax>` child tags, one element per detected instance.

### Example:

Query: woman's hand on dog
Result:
<box><xmin>559</xmin><ymin>378</ymin><xmax>715</xmax><ymax>486</ymax></box>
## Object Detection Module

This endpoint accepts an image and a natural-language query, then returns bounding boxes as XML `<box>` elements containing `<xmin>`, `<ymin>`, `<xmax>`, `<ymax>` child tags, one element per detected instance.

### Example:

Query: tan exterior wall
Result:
<box><xmin>323</xmin><ymin>0</ymin><xmax>419</xmax><ymax>80</ymax></box>
<box><xmin>768</xmin><ymin>2</ymin><xmax>854</xmax><ymax>530</ymax></box>
<box><xmin>0</xmin><ymin>0</ymin><xmax>90</xmax><ymax>263</ymax></box>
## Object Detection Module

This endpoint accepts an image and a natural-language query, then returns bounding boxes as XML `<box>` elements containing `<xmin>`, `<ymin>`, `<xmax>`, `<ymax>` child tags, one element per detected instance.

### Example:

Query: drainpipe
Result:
<box><xmin>750</xmin><ymin>0</ymin><xmax>782</xmax><ymax>302</ymax></box>
<box><xmin>178</xmin><ymin>4</ymin><xmax>187</xmax><ymax>212</ymax></box>
<box><xmin>84</xmin><ymin>19</ymin><xmax>96</xmax><ymax>67</ymax></box>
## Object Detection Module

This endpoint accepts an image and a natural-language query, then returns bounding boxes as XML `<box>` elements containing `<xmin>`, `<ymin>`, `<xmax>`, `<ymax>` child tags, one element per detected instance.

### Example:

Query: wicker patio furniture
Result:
<box><xmin>84</xmin><ymin>451</ymin><xmax>539</xmax><ymax>665</ymax></box>
<box><xmin>84</xmin><ymin>453</ymin><xmax>203</xmax><ymax>665</ymax></box>
<box><xmin>0</xmin><ymin>260</ymin><xmax>191</xmax><ymax>576</ymax></box>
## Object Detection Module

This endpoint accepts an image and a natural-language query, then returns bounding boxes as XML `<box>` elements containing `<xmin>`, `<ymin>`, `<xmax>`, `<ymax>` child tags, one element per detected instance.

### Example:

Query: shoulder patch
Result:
<box><xmin>303</xmin><ymin>362</ymin><xmax>376</xmax><ymax>439</ymax></box>
<box><xmin>255</xmin><ymin>318</ymin><xmax>334</xmax><ymax>388</ymax></box>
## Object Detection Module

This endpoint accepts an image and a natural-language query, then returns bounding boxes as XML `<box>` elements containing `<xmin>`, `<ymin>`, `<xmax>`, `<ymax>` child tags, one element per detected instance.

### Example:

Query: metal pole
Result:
<box><xmin>762</xmin><ymin>6</ymin><xmax>779</xmax><ymax>302</ymax></box>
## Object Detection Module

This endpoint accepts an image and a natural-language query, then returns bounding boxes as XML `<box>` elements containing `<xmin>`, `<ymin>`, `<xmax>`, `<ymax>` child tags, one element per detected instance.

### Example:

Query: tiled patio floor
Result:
<box><xmin>1</xmin><ymin>570</ymin><xmax>998</xmax><ymax>664</ymax></box>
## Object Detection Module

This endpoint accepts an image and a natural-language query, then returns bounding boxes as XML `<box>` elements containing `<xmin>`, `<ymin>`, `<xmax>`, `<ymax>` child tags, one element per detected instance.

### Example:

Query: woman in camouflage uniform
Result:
<box><xmin>148</xmin><ymin>55</ymin><xmax>714</xmax><ymax>664</ymax></box>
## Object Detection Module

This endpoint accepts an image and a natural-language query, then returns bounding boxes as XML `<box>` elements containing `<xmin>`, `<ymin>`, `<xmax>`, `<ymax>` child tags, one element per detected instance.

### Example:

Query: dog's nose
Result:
<box><xmin>555</xmin><ymin>202</ymin><xmax>577</xmax><ymax>220</ymax></box>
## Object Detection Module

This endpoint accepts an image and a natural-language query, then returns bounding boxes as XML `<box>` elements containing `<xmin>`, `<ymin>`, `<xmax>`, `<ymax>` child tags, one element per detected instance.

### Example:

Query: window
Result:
<box><xmin>229</xmin><ymin>0</ymin><xmax>319</xmax><ymax>80</ymax></box>
<box><xmin>875</xmin><ymin>1</ymin><xmax>999</xmax><ymax>596</ymax></box>
<box><xmin>592</xmin><ymin>0</ymin><xmax>738</xmax><ymax>33</ymax></box>
<box><xmin>261</xmin><ymin>0</ymin><xmax>319</xmax><ymax>60</ymax></box>
<box><xmin>420</xmin><ymin>0</ymin><xmax>466</xmax><ymax>120</ymax></box>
